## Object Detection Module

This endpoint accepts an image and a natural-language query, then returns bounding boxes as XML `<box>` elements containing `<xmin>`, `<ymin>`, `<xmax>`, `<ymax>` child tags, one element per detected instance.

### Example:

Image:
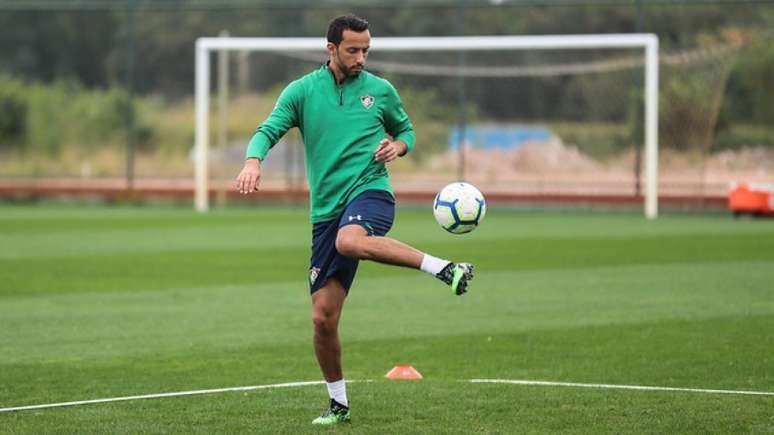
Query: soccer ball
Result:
<box><xmin>433</xmin><ymin>182</ymin><xmax>487</xmax><ymax>234</ymax></box>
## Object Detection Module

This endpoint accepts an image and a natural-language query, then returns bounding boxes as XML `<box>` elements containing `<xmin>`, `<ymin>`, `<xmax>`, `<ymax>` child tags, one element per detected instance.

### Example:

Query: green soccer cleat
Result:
<box><xmin>436</xmin><ymin>262</ymin><xmax>475</xmax><ymax>295</ymax></box>
<box><xmin>312</xmin><ymin>399</ymin><xmax>351</xmax><ymax>425</ymax></box>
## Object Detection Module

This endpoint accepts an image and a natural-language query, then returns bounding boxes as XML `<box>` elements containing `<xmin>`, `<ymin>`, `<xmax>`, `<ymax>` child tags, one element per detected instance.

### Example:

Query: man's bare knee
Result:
<box><xmin>311</xmin><ymin>278</ymin><xmax>346</xmax><ymax>336</ymax></box>
<box><xmin>312</xmin><ymin>308</ymin><xmax>338</xmax><ymax>336</ymax></box>
<box><xmin>312</xmin><ymin>293</ymin><xmax>341</xmax><ymax>336</ymax></box>
<box><xmin>335</xmin><ymin>230</ymin><xmax>365</xmax><ymax>258</ymax></box>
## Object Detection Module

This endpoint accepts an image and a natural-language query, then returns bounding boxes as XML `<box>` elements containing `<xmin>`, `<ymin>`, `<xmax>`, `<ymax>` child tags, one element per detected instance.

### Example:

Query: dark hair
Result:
<box><xmin>327</xmin><ymin>14</ymin><xmax>369</xmax><ymax>45</ymax></box>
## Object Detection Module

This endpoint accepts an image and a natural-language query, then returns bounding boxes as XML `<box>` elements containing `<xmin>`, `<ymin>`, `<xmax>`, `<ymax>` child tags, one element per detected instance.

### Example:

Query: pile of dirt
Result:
<box><xmin>430</xmin><ymin>141</ymin><xmax>773</xmax><ymax>176</ymax></box>
<box><xmin>706</xmin><ymin>146</ymin><xmax>774</xmax><ymax>176</ymax></box>
<box><xmin>427</xmin><ymin>138</ymin><xmax>600</xmax><ymax>177</ymax></box>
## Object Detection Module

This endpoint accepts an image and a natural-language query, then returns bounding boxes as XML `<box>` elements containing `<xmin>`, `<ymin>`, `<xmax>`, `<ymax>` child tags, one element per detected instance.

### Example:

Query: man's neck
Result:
<box><xmin>327</xmin><ymin>60</ymin><xmax>347</xmax><ymax>85</ymax></box>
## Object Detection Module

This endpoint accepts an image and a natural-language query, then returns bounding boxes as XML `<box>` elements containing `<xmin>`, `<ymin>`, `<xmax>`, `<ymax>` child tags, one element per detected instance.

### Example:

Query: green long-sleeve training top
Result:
<box><xmin>246</xmin><ymin>64</ymin><xmax>416</xmax><ymax>224</ymax></box>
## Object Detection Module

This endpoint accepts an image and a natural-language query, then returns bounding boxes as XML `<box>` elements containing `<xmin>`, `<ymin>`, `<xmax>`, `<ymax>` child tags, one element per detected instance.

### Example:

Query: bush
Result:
<box><xmin>552</xmin><ymin>122</ymin><xmax>631</xmax><ymax>160</ymax></box>
<box><xmin>25</xmin><ymin>81</ymin><xmax>72</xmax><ymax>154</ymax></box>
<box><xmin>8</xmin><ymin>79</ymin><xmax>151</xmax><ymax>155</ymax></box>
<box><xmin>712</xmin><ymin>124</ymin><xmax>774</xmax><ymax>151</ymax></box>
<box><xmin>659</xmin><ymin>76</ymin><xmax>720</xmax><ymax>151</ymax></box>
<box><xmin>0</xmin><ymin>77</ymin><xmax>28</xmax><ymax>150</ymax></box>
<box><xmin>72</xmin><ymin>87</ymin><xmax>131</xmax><ymax>146</ymax></box>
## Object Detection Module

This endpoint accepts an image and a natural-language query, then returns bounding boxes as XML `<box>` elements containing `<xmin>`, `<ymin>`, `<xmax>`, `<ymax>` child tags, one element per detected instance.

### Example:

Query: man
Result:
<box><xmin>235</xmin><ymin>14</ymin><xmax>474</xmax><ymax>425</ymax></box>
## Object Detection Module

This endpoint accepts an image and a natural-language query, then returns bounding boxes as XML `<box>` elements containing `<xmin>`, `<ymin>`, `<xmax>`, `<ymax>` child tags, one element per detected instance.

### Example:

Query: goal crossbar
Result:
<box><xmin>195</xmin><ymin>34</ymin><xmax>659</xmax><ymax>217</ymax></box>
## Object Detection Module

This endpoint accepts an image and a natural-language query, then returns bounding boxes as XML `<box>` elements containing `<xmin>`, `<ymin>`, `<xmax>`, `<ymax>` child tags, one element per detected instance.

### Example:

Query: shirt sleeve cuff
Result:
<box><xmin>395</xmin><ymin>131</ymin><xmax>416</xmax><ymax>155</ymax></box>
<box><xmin>245</xmin><ymin>131</ymin><xmax>271</xmax><ymax>160</ymax></box>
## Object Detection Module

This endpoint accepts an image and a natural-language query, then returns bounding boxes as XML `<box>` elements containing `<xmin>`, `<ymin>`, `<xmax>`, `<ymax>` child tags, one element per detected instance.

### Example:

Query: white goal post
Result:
<box><xmin>194</xmin><ymin>34</ymin><xmax>659</xmax><ymax>218</ymax></box>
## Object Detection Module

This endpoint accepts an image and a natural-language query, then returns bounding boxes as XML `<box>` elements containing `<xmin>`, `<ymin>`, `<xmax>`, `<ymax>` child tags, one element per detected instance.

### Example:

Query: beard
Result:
<box><xmin>336</xmin><ymin>53</ymin><xmax>363</xmax><ymax>78</ymax></box>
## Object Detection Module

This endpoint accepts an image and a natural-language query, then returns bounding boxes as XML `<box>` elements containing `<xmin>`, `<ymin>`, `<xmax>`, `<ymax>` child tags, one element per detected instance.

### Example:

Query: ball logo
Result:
<box><xmin>360</xmin><ymin>95</ymin><xmax>374</xmax><ymax>109</ymax></box>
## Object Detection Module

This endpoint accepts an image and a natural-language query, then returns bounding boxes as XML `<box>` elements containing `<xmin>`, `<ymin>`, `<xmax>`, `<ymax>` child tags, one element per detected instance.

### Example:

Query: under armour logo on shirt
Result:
<box><xmin>348</xmin><ymin>215</ymin><xmax>362</xmax><ymax>222</ymax></box>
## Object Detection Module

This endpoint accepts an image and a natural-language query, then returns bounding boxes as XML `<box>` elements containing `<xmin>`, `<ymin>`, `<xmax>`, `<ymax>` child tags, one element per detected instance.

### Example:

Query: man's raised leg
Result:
<box><xmin>335</xmin><ymin>224</ymin><xmax>474</xmax><ymax>295</ymax></box>
<box><xmin>335</xmin><ymin>223</ymin><xmax>423</xmax><ymax>268</ymax></box>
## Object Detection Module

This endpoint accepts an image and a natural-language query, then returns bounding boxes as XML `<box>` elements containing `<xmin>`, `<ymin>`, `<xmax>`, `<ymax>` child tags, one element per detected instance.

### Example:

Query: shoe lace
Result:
<box><xmin>320</xmin><ymin>399</ymin><xmax>348</xmax><ymax>418</ymax></box>
<box><xmin>436</xmin><ymin>263</ymin><xmax>455</xmax><ymax>285</ymax></box>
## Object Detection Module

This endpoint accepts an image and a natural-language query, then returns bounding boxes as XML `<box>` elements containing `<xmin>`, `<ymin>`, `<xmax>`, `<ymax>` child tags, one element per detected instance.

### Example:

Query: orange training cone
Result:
<box><xmin>385</xmin><ymin>365</ymin><xmax>423</xmax><ymax>380</ymax></box>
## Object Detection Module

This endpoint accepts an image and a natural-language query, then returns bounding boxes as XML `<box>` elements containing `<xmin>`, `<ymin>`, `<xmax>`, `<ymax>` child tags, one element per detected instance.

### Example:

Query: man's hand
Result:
<box><xmin>374</xmin><ymin>138</ymin><xmax>407</xmax><ymax>163</ymax></box>
<box><xmin>236</xmin><ymin>158</ymin><xmax>262</xmax><ymax>194</ymax></box>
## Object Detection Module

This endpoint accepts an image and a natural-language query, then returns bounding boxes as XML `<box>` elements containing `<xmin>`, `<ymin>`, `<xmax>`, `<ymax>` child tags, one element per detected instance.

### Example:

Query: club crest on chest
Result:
<box><xmin>360</xmin><ymin>95</ymin><xmax>374</xmax><ymax>109</ymax></box>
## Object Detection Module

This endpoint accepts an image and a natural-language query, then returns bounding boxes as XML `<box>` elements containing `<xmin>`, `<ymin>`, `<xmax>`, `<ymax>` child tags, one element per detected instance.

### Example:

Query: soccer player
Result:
<box><xmin>235</xmin><ymin>14</ymin><xmax>474</xmax><ymax>425</ymax></box>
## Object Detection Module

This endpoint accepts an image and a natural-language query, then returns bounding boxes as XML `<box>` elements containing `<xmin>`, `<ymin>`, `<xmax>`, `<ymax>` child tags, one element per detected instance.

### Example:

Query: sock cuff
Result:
<box><xmin>326</xmin><ymin>379</ymin><xmax>348</xmax><ymax>407</ymax></box>
<box><xmin>327</xmin><ymin>379</ymin><xmax>345</xmax><ymax>389</ymax></box>
<box><xmin>421</xmin><ymin>254</ymin><xmax>451</xmax><ymax>275</ymax></box>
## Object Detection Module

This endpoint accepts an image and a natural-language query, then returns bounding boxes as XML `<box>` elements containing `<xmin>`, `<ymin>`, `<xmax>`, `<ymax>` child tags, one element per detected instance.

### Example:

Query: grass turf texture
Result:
<box><xmin>0</xmin><ymin>204</ymin><xmax>772</xmax><ymax>433</ymax></box>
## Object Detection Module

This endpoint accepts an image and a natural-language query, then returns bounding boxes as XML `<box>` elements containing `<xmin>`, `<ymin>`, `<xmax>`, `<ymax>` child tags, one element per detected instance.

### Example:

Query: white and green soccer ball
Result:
<box><xmin>433</xmin><ymin>182</ymin><xmax>487</xmax><ymax>234</ymax></box>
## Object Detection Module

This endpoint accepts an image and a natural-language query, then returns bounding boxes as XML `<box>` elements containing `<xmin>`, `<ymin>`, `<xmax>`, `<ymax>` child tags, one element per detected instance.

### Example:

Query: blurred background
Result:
<box><xmin>1</xmin><ymin>0</ymin><xmax>772</xmax><ymax>211</ymax></box>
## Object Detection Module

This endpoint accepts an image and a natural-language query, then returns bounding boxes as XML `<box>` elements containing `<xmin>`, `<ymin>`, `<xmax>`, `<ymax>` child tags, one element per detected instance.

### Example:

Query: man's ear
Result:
<box><xmin>326</xmin><ymin>42</ymin><xmax>337</xmax><ymax>56</ymax></box>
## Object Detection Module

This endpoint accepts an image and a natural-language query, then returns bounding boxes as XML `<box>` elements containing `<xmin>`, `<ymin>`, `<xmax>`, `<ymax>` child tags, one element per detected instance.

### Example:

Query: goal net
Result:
<box><xmin>195</xmin><ymin>35</ymin><xmax>661</xmax><ymax>217</ymax></box>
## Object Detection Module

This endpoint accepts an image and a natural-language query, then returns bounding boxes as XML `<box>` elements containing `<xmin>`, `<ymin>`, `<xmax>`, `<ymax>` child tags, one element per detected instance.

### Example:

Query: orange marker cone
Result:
<box><xmin>385</xmin><ymin>365</ymin><xmax>423</xmax><ymax>380</ymax></box>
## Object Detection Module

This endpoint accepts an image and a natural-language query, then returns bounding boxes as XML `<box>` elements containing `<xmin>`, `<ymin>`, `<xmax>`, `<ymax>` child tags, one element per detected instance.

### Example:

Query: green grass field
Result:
<box><xmin>1</xmin><ymin>203</ymin><xmax>773</xmax><ymax>433</ymax></box>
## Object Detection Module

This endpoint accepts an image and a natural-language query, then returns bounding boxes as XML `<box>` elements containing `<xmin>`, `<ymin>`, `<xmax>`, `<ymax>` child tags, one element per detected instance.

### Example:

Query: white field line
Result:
<box><xmin>0</xmin><ymin>380</ymin><xmax>325</xmax><ymax>413</ymax></box>
<box><xmin>471</xmin><ymin>379</ymin><xmax>774</xmax><ymax>397</ymax></box>
<box><xmin>4</xmin><ymin>378</ymin><xmax>771</xmax><ymax>413</ymax></box>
